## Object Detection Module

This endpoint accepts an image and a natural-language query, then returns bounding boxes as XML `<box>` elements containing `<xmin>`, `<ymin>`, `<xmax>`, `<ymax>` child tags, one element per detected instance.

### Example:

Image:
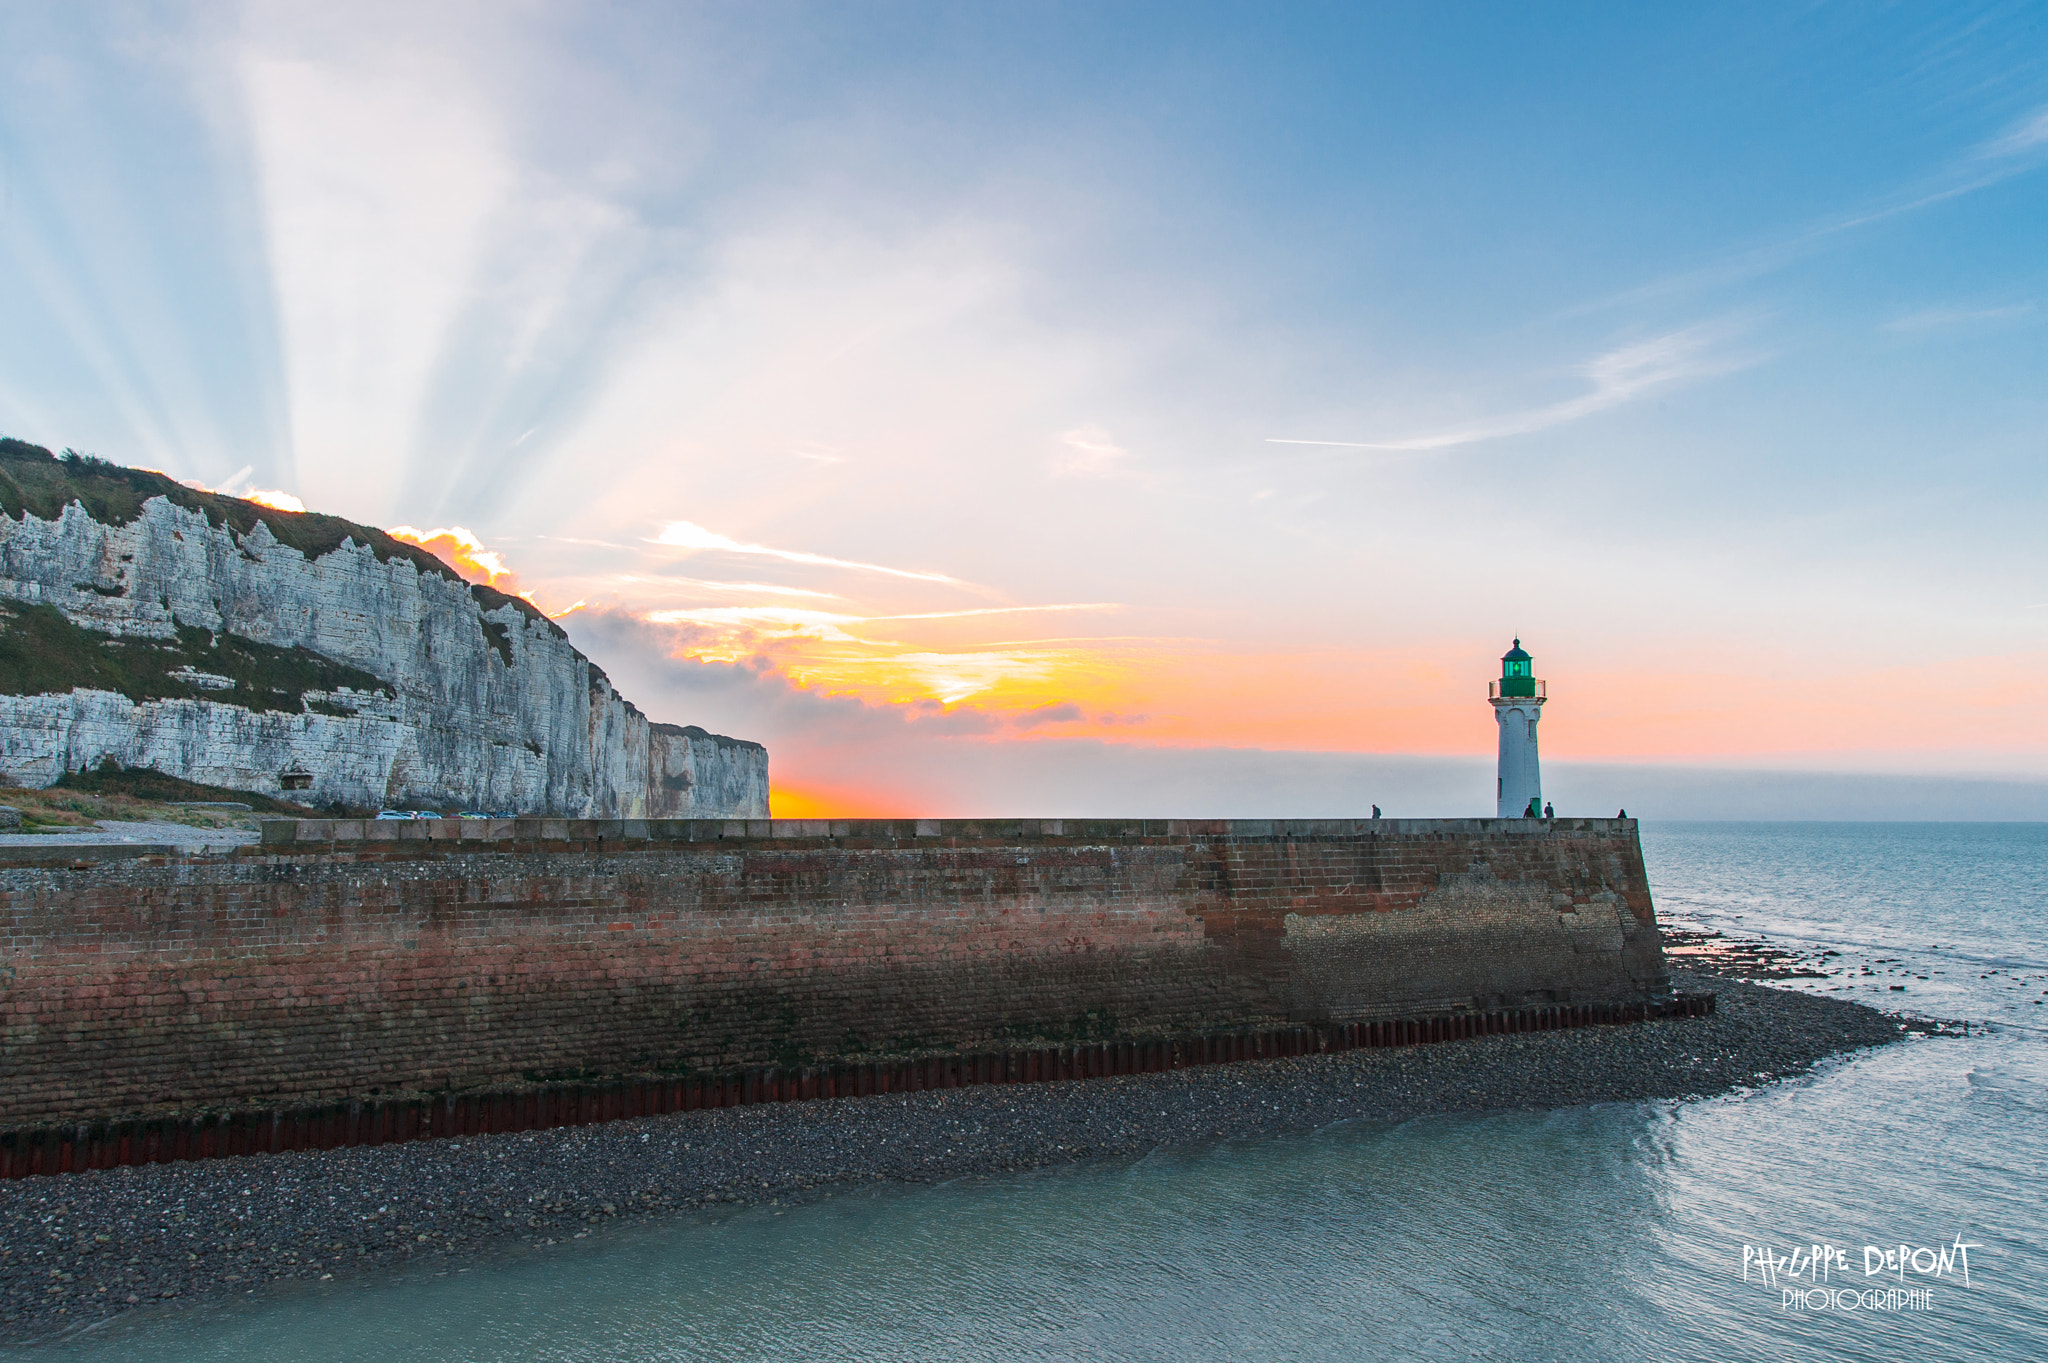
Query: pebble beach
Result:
<box><xmin>0</xmin><ymin>965</ymin><xmax>1924</xmax><ymax>1345</ymax></box>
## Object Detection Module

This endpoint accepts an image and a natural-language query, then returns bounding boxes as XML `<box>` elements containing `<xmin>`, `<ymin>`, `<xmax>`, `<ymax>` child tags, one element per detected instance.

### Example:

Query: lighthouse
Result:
<box><xmin>1490</xmin><ymin>639</ymin><xmax>1546</xmax><ymax>818</ymax></box>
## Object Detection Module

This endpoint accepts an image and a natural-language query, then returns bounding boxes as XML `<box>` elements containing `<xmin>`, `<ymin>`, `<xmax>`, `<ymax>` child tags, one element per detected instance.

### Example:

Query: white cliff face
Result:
<box><xmin>0</xmin><ymin>496</ymin><xmax>768</xmax><ymax>816</ymax></box>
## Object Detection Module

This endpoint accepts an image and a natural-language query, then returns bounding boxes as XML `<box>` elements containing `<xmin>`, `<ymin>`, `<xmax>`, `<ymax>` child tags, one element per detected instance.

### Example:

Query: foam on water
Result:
<box><xmin>14</xmin><ymin>823</ymin><xmax>2046</xmax><ymax>1362</ymax></box>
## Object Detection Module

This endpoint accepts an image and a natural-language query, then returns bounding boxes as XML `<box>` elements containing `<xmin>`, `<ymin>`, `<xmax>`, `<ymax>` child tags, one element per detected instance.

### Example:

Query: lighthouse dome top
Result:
<box><xmin>1497</xmin><ymin>638</ymin><xmax>1538</xmax><ymax>694</ymax></box>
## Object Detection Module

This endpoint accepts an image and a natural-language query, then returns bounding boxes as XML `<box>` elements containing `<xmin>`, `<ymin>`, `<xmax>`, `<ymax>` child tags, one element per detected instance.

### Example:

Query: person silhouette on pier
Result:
<box><xmin>1544</xmin><ymin>801</ymin><xmax>1554</xmax><ymax>818</ymax></box>
<box><xmin>1371</xmin><ymin>805</ymin><xmax>1381</xmax><ymax>820</ymax></box>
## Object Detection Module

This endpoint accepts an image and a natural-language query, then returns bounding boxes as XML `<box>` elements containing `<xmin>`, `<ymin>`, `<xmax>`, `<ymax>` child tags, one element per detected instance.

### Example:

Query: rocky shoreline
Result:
<box><xmin>0</xmin><ymin>968</ymin><xmax>1915</xmax><ymax>1345</ymax></box>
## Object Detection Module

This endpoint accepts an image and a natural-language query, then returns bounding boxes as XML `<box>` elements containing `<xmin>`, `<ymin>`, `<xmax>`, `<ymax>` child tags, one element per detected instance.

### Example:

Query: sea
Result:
<box><xmin>12</xmin><ymin>822</ymin><xmax>2046</xmax><ymax>1362</ymax></box>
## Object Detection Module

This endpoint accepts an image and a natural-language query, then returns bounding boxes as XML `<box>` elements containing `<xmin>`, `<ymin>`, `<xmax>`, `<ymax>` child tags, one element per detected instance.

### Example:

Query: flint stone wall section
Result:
<box><xmin>0</xmin><ymin>496</ymin><xmax>767</xmax><ymax>816</ymax></box>
<box><xmin>0</xmin><ymin>818</ymin><xmax>1669</xmax><ymax>1126</ymax></box>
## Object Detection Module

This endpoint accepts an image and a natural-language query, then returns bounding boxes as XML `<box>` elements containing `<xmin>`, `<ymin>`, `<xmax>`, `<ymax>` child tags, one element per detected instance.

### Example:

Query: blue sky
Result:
<box><xmin>0</xmin><ymin>2</ymin><xmax>2043</xmax><ymax>815</ymax></box>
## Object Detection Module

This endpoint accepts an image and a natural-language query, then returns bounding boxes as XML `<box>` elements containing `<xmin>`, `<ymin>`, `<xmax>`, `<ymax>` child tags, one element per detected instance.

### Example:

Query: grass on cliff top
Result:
<box><xmin>0</xmin><ymin>600</ymin><xmax>393</xmax><ymax>713</ymax></box>
<box><xmin>0</xmin><ymin>438</ymin><xmax>559</xmax><ymax>638</ymax></box>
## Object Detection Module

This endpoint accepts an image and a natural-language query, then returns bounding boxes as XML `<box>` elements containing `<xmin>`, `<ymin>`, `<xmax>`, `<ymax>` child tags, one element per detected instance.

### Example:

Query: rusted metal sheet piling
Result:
<box><xmin>0</xmin><ymin>993</ymin><xmax>1713</xmax><ymax>1180</ymax></box>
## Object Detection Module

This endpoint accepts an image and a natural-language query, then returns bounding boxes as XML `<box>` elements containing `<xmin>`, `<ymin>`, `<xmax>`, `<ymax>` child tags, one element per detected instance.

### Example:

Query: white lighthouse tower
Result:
<box><xmin>1490</xmin><ymin>639</ymin><xmax>1546</xmax><ymax>818</ymax></box>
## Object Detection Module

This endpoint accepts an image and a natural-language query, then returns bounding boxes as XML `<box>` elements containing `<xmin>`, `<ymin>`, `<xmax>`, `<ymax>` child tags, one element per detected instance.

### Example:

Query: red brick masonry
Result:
<box><xmin>0</xmin><ymin>818</ymin><xmax>1671</xmax><ymax>1127</ymax></box>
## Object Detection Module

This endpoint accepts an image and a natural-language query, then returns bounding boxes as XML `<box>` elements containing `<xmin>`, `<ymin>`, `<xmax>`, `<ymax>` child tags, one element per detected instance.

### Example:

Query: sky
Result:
<box><xmin>0</xmin><ymin>2</ymin><xmax>2043</xmax><ymax>818</ymax></box>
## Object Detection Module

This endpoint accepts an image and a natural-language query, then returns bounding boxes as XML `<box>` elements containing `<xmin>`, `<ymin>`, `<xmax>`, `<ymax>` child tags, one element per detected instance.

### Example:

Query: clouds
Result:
<box><xmin>631</xmin><ymin>599</ymin><xmax>1123</xmax><ymax>706</ymax></box>
<box><xmin>388</xmin><ymin>524</ymin><xmax>516</xmax><ymax>587</ymax></box>
<box><xmin>3</xmin><ymin>5</ymin><xmax>2045</xmax><ymax>803</ymax></box>
<box><xmin>1053</xmin><ymin>426</ymin><xmax>1132</xmax><ymax>477</ymax></box>
<box><xmin>0</xmin><ymin>6</ymin><xmax>290</xmax><ymax>482</ymax></box>
<box><xmin>651</xmin><ymin>521</ymin><xmax>959</xmax><ymax>584</ymax></box>
<box><xmin>564</xmin><ymin>605</ymin><xmax>2048</xmax><ymax>818</ymax></box>
<box><xmin>1265</xmin><ymin>324</ymin><xmax>1755</xmax><ymax>452</ymax></box>
<box><xmin>235</xmin><ymin>17</ymin><xmax>515</xmax><ymax>510</ymax></box>
<box><xmin>230</xmin><ymin>4</ymin><xmax>689</xmax><ymax>524</ymax></box>
<box><xmin>1882</xmin><ymin>302</ymin><xmax>2036</xmax><ymax>335</ymax></box>
<box><xmin>566</xmin><ymin>606</ymin><xmax>1466</xmax><ymax>814</ymax></box>
<box><xmin>1976</xmin><ymin>105</ymin><xmax>2048</xmax><ymax>160</ymax></box>
<box><xmin>563</xmin><ymin>607</ymin><xmax>1085</xmax><ymax>748</ymax></box>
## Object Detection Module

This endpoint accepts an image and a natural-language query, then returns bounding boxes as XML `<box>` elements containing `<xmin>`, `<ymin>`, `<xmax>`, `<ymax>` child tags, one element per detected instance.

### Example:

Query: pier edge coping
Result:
<box><xmin>254</xmin><ymin>815</ymin><xmax>1641</xmax><ymax>849</ymax></box>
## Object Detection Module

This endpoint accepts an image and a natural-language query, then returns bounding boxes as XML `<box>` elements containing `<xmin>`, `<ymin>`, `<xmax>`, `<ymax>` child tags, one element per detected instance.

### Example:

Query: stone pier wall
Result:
<box><xmin>0</xmin><ymin>818</ymin><xmax>1669</xmax><ymax>1126</ymax></box>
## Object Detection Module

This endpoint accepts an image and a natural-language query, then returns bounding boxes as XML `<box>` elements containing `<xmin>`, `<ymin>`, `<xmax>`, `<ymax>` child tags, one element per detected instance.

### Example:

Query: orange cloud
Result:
<box><xmin>389</xmin><ymin>525</ymin><xmax>517</xmax><ymax>590</ymax></box>
<box><xmin>637</xmin><ymin>603</ymin><xmax>1130</xmax><ymax>709</ymax></box>
<box><xmin>546</xmin><ymin>508</ymin><xmax>2048</xmax><ymax>775</ymax></box>
<box><xmin>168</xmin><ymin>471</ymin><xmax>306</xmax><ymax>514</ymax></box>
<box><xmin>653</xmin><ymin>613</ymin><xmax>2048</xmax><ymax>771</ymax></box>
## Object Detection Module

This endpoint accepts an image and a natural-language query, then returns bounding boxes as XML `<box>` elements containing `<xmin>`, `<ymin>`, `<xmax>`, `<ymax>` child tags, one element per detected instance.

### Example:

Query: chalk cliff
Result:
<box><xmin>0</xmin><ymin>440</ymin><xmax>768</xmax><ymax>816</ymax></box>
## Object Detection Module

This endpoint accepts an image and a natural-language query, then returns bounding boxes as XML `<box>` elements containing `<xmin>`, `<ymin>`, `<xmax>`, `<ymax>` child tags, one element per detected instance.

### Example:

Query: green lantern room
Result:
<box><xmin>1498</xmin><ymin>639</ymin><xmax>1537</xmax><ymax>698</ymax></box>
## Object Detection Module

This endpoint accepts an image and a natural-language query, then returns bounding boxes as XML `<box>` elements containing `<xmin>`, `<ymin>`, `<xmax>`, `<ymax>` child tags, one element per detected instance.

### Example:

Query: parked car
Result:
<box><xmin>415</xmin><ymin>811</ymin><xmax>440</xmax><ymax>819</ymax></box>
<box><xmin>374</xmin><ymin>810</ymin><xmax>413</xmax><ymax>820</ymax></box>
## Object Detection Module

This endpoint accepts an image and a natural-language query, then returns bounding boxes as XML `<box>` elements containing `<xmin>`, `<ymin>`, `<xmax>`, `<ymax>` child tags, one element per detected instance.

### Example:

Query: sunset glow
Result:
<box><xmin>768</xmin><ymin>782</ymin><xmax>919</xmax><ymax>819</ymax></box>
<box><xmin>3</xmin><ymin>5</ymin><xmax>2041</xmax><ymax>817</ymax></box>
<box><xmin>244</xmin><ymin>489</ymin><xmax>307</xmax><ymax>513</ymax></box>
<box><xmin>389</xmin><ymin>526</ymin><xmax>516</xmax><ymax>589</ymax></box>
<box><xmin>407</xmin><ymin>512</ymin><xmax>2045</xmax><ymax>783</ymax></box>
<box><xmin>11</xmin><ymin>15</ymin><xmax>2047</xmax><ymax>1352</ymax></box>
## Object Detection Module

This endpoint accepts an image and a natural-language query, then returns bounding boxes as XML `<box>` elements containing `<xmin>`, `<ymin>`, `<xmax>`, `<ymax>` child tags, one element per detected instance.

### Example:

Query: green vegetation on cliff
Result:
<box><xmin>49</xmin><ymin>761</ymin><xmax>315</xmax><ymax>814</ymax></box>
<box><xmin>0</xmin><ymin>438</ymin><xmax>561</xmax><ymax>639</ymax></box>
<box><xmin>0</xmin><ymin>600</ymin><xmax>393</xmax><ymax>714</ymax></box>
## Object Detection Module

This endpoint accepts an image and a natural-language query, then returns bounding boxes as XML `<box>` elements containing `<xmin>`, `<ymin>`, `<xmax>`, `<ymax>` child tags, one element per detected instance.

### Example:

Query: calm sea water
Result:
<box><xmin>13</xmin><ymin>823</ymin><xmax>2047</xmax><ymax>1362</ymax></box>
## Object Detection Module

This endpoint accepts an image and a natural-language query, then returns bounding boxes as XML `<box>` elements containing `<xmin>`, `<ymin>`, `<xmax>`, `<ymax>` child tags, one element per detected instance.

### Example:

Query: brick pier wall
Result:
<box><xmin>0</xmin><ymin>818</ymin><xmax>1669</xmax><ymax>1126</ymax></box>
